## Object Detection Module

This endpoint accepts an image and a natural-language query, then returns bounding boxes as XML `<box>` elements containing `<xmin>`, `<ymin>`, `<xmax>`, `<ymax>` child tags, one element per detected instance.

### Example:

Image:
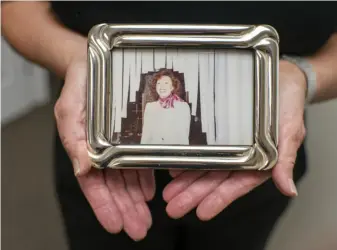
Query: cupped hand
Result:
<box><xmin>54</xmin><ymin>55</ymin><xmax>156</xmax><ymax>241</ymax></box>
<box><xmin>163</xmin><ymin>60</ymin><xmax>307</xmax><ymax>220</ymax></box>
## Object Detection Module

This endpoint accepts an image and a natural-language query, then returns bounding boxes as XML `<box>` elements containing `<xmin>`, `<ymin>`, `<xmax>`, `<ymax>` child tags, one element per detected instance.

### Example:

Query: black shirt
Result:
<box><xmin>51</xmin><ymin>1</ymin><xmax>337</xmax><ymax>55</ymax></box>
<box><xmin>51</xmin><ymin>1</ymin><xmax>336</xmax><ymax>195</ymax></box>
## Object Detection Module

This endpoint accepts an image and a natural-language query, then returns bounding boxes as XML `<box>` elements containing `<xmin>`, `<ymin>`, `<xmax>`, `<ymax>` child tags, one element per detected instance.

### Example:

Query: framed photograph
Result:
<box><xmin>87</xmin><ymin>24</ymin><xmax>279</xmax><ymax>170</ymax></box>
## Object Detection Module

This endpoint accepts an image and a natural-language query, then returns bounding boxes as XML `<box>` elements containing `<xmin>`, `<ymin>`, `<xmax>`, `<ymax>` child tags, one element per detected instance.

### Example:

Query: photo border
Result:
<box><xmin>87</xmin><ymin>24</ymin><xmax>279</xmax><ymax>171</ymax></box>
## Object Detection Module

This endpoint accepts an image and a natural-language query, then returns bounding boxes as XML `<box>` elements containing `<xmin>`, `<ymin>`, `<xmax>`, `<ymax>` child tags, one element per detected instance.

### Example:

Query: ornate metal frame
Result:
<box><xmin>87</xmin><ymin>24</ymin><xmax>279</xmax><ymax>171</ymax></box>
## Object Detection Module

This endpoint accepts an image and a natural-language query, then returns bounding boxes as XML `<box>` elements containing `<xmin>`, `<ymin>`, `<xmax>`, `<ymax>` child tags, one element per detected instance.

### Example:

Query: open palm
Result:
<box><xmin>163</xmin><ymin>60</ymin><xmax>307</xmax><ymax>220</ymax></box>
<box><xmin>54</xmin><ymin>58</ymin><xmax>155</xmax><ymax>241</ymax></box>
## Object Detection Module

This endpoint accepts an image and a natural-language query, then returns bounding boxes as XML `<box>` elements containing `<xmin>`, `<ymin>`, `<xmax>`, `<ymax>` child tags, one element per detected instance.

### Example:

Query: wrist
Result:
<box><xmin>64</xmin><ymin>36</ymin><xmax>87</xmax><ymax>69</ymax></box>
<box><xmin>279</xmin><ymin>59</ymin><xmax>307</xmax><ymax>90</ymax></box>
<box><xmin>280</xmin><ymin>55</ymin><xmax>317</xmax><ymax>104</ymax></box>
<box><xmin>54</xmin><ymin>34</ymin><xmax>87</xmax><ymax>78</ymax></box>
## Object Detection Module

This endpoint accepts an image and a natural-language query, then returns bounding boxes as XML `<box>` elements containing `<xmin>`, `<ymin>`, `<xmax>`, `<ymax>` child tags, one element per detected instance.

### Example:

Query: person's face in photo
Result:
<box><xmin>156</xmin><ymin>75</ymin><xmax>174</xmax><ymax>99</ymax></box>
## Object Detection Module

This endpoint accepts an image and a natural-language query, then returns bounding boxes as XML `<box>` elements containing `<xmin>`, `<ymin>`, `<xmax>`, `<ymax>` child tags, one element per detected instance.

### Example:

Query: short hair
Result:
<box><xmin>150</xmin><ymin>69</ymin><xmax>182</xmax><ymax>99</ymax></box>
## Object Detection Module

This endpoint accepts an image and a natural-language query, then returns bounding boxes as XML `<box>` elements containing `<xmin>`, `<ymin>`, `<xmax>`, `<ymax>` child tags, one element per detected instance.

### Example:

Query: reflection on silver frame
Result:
<box><xmin>87</xmin><ymin>24</ymin><xmax>279</xmax><ymax>171</ymax></box>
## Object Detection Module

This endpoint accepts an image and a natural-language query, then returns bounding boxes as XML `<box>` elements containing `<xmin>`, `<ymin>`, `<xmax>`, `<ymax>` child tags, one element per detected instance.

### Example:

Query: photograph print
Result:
<box><xmin>110</xmin><ymin>48</ymin><xmax>255</xmax><ymax>146</ymax></box>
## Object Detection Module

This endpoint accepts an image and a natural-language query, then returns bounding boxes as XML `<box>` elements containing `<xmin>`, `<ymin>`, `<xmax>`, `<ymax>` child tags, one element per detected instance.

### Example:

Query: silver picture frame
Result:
<box><xmin>87</xmin><ymin>24</ymin><xmax>279</xmax><ymax>171</ymax></box>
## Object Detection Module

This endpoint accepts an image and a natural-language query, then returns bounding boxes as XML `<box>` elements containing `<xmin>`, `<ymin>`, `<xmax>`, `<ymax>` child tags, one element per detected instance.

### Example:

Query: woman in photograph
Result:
<box><xmin>141</xmin><ymin>69</ymin><xmax>191</xmax><ymax>145</ymax></box>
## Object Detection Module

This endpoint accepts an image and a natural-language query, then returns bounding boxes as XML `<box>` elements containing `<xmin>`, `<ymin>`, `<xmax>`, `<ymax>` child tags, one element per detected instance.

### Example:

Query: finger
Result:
<box><xmin>166</xmin><ymin>171</ymin><xmax>230</xmax><ymax>219</ymax></box>
<box><xmin>196</xmin><ymin>171</ymin><xmax>270</xmax><ymax>221</ymax></box>
<box><xmin>122</xmin><ymin>170</ymin><xmax>145</xmax><ymax>203</ymax></box>
<box><xmin>105</xmin><ymin>169</ymin><xmax>148</xmax><ymax>241</ymax></box>
<box><xmin>77</xmin><ymin>169</ymin><xmax>123</xmax><ymax>234</ymax></box>
<box><xmin>272</xmin><ymin>124</ymin><xmax>305</xmax><ymax>197</ymax></box>
<box><xmin>272</xmin><ymin>141</ymin><xmax>298</xmax><ymax>197</ymax></box>
<box><xmin>138</xmin><ymin>169</ymin><xmax>156</xmax><ymax>201</ymax></box>
<box><xmin>73</xmin><ymin>140</ymin><xmax>91</xmax><ymax>176</ymax></box>
<box><xmin>169</xmin><ymin>169</ymin><xmax>184</xmax><ymax>178</ymax></box>
<box><xmin>54</xmin><ymin>60</ymin><xmax>90</xmax><ymax>176</ymax></box>
<box><xmin>122</xmin><ymin>170</ymin><xmax>152</xmax><ymax>229</ymax></box>
<box><xmin>163</xmin><ymin>170</ymin><xmax>207</xmax><ymax>202</ymax></box>
<box><xmin>134</xmin><ymin>201</ymin><xmax>152</xmax><ymax>231</ymax></box>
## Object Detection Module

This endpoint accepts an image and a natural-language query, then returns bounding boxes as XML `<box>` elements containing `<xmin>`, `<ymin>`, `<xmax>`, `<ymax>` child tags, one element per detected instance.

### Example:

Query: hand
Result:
<box><xmin>163</xmin><ymin>60</ymin><xmax>307</xmax><ymax>220</ymax></box>
<box><xmin>54</xmin><ymin>55</ymin><xmax>156</xmax><ymax>241</ymax></box>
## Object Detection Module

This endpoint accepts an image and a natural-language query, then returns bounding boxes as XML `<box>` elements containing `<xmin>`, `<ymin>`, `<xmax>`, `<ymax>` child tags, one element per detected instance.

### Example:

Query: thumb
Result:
<box><xmin>71</xmin><ymin>140</ymin><xmax>91</xmax><ymax>176</ymax></box>
<box><xmin>54</xmin><ymin>60</ymin><xmax>91</xmax><ymax>176</ymax></box>
<box><xmin>272</xmin><ymin>124</ymin><xmax>306</xmax><ymax>197</ymax></box>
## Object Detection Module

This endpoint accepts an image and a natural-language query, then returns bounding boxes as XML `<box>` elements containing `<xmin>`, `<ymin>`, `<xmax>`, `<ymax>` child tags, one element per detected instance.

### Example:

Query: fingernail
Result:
<box><xmin>73</xmin><ymin>159</ymin><xmax>81</xmax><ymax>176</ymax></box>
<box><xmin>288</xmin><ymin>178</ymin><xmax>298</xmax><ymax>196</ymax></box>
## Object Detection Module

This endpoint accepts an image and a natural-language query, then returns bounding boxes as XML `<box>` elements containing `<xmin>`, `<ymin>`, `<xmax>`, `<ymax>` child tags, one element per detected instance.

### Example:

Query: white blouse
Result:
<box><xmin>141</xmin><ymin>101</ymin><xmax>191</xmax><ymax>145</ymax></box>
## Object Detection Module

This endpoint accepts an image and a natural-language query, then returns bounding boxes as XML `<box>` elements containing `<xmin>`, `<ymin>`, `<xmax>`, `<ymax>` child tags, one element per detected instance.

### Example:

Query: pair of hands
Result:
<box><xmin>54</xmin><ymin>56</ymin><xmax>307</xmax><ymax>241</ymax></box>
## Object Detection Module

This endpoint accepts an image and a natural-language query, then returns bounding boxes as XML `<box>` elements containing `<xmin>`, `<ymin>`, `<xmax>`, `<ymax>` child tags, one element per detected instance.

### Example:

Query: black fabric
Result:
<box><xmin>50</xmin><ymin>1</ymin><xmax>335</xmax><ymax>250</ymax></box>
<box><xmin>51</xmin><ymin>1</ymin><xmax>337</xmax><ymax>55</ymax></box>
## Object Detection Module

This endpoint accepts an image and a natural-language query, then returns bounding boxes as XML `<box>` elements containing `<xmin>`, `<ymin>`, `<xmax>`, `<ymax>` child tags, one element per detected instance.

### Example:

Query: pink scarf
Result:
<box><xmin>158</xmin><ymin>93</ymin><xmax>183</xmax><ymax>109</ymax></box>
